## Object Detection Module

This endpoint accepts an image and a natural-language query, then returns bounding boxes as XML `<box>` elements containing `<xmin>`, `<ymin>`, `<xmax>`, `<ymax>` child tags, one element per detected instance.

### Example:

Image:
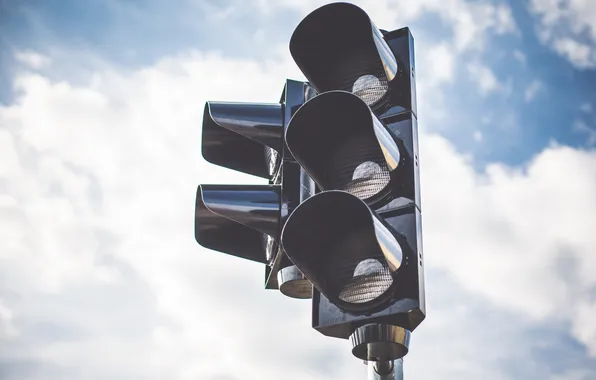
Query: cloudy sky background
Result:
<box><xmin>1</xmin><ymin>0</ymin><xmax>596</xmax><ymax>379</ymax></box>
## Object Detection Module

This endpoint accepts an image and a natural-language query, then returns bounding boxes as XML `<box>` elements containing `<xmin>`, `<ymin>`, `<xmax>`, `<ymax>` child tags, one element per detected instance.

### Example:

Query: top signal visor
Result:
<box><xmin>289</xmin><ymin>2</ymin><xmax>398</xmax><ymax>110</ymax></box>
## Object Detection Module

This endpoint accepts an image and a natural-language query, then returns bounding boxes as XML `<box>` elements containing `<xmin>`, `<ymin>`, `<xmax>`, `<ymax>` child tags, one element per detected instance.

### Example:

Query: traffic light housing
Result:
<box><xmin>281</xmin><ymin>2</ymin><xmax>425</xmax><ymax>344</ymax></box>
<box><xmin>195</xmin><ymin>79</ymin><xmax>316</xmax><ymax>298</ymax></box>
<box><xmin>194</xmin><ymin>0</ymin><xmax>425</xmax><ymax>363</ymax></box>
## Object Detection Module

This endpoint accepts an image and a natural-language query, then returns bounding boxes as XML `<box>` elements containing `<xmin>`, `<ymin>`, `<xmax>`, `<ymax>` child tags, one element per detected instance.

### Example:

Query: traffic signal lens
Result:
<box><xmin>327</xmin><ymin>125</ymin><xmax>392</xmax><ymax>201</ymax></box>
<box><xmin>345</xmin><ymin>160</ymin><xmax>391</xmax><ymax>200</ymax></box>
<box><xmin>352</xmin><ymin>74</ymin><xmax>389</xmax><ymax>107</ymax></box>
<box><xmin>339</xmin><ymin>258</ymin><xmax>393</xmax><ymax>304</ymax></box>
<box><xmin>327</xmin><ymin>227</ymin><xmax>394</xmax><ymax>306</ymax></box>
<box><xmin>332</xmin><ymin>48</ymin><xmax>392</xmax><ymax>109</ymax></box>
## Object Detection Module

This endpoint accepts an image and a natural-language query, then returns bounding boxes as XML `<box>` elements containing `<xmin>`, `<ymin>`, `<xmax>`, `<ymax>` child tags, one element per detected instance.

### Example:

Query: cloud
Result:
<box><xmin>530</xmin><ymin>0</ymin><xmax>596</xmax><ymax>68</ymax></box>
<box><xmin>467</xmin><ymin>61</ymin><xmax>500</xmax><ymax>94</ymax></box>
<box><xmin>0</xmin><ymin>48</ymin><xmax>331</xmax><ymax>380</ymax></box>
<box><xmin>513</xmin><ymin>49</ymin><xmax>527</xmax><ymax>65</ymax></box>
<box><xmin>14</xmin><ymin>51</ymin><xmax>52</xmax><ymax>69</ymax></box>
<box><xmin>1</xmin><ymin>40</ymin><xmax>596</xmax><ymax>380</ymax></box>
<box><xmin>574</xmin><ymin>301</ymin><xmax>596</xmax><ymax>357</ymax></box>
<box><xmin>574</xmin><ymin>120</ymin><xmax>596</xmax><ymax>146</ymax></box>
<box><xmin>422</xmin><ymin>43</ymin><xmax>455</xmax><ymax>86</ymax></box>
<box><xmin>525</xmin><ymin>79</ymin><xmax>543</xmax><ymax>102</ymax></box>
<box><xmin>423</xmin><ymin>135</ymin><xmax>596</xmax><ymax>351</ymax></box>
<box><xmin>0</xmin><ymin>299</ymin><xmax>17</xmax><ymax>339</ymax></box>
<box><xmin>553</xmin><ymin>38</ymin><xmax>595</xmax><ymax>68</ymax></box>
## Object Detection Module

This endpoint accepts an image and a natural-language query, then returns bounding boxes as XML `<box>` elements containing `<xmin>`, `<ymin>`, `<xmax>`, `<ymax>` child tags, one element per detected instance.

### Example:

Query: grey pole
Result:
<box><xmin>367</xmin><ymin>358</ymin><xmax>403</xmax><ymax>380</ymax></box>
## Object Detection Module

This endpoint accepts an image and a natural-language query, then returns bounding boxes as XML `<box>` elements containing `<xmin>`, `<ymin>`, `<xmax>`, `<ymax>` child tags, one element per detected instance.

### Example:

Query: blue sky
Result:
<box><xmin>1</xmin><ymin>1</ymin><xmax>596</xmax><ymax>379</ymax></box>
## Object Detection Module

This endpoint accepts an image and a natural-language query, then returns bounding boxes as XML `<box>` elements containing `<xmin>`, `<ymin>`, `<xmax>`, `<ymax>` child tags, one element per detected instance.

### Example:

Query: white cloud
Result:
<box><xmin>0</xmin><ymin>299</ymin><xmax>17</xmax><ymax>338</ymax></box>
<box><xmin>574</xmin><ymin>119</ymin><xmax>596</xmax><ymax>146</ymax></box>
<box><xmin>0</xmin><ymin>49</ymin><xmax>334</xmax><ymax>380</ymax></box>
<box><xmin>553</xmin><ymin>38</ymin><xmax>595</xmax><ymax>68</ymax></box>
<box><xmin>448</xmin><ymin>1</ymin><xmax>516</xmax><ymax>52</ymax></box>
<box><xmin>14</xmin><ymin>51</ymin><xmax>53</xmax><ymax>69</ymax></box>
<box><xmin>473</xmin><ymin>130</ymin><xmax>483</xmax><ymax>142</ymax></box>
<box><xmin>513</xmin><ymin>49</ymin><xmax>527</xmax><ymax>65</ymax></box>
<box><xmin>0</xmin><ymin>129</ymin><xmax>20</xmax><ymax>179</ymax></box>
<box><xmin>530</xmin><ymin>0</ymin><xmax>596</xmax><ymax>68</ymax></box>
<box><xmin>414</xmin><ymin>42</ymin><xmax>456</xmax><ymax>124</ymax></box>
<box><xmin>573</xmin><ymin>301</ymin><xmax>596</xmax><ymax>357</ymax></box>
<box><xmin>524</xmin><ymin>79</ymin><xmax>543</xmax><ymax>102</ymax></box>
<box><xmin>1</xmin><ymin>45</ymin><xmax>596</xmax><ymax>380</ymax></box>
<box><xmin>423</xmin><ymin>43</ymin><xmax>455</xmax><ymax>86</ymax></box>
<box><xmin>422</xmin><ymin>137</ymin><xmax>596</xmax><ymax>358</ymax></box>
<box><xmin>467</xmin><ymin>61</ymin><xmax>500</xmax><ymax>94</ymax></box>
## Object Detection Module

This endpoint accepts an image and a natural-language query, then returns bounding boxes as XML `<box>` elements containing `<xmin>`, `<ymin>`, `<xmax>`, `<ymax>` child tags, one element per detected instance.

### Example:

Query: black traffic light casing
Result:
<box><xmin>264</xmin><ymin>80</ymin><xmax>317</xmax><ymax>291</ymax></box>
<box><xmin>281</xmin><ymin>2</ymin><xmax>425</xmax><ymax>339</ymax></box>
<box><xmin>196</xmin><ymin>79</ymin><xmax>316</xmax><ymax>292</ymax></box>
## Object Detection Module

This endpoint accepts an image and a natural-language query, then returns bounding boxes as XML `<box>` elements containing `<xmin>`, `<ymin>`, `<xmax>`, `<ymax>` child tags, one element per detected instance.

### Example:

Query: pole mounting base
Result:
<box><xmin>350</xmin><ymin>324</ymin><xmax>410</xmax><ymax>361</ymax></box>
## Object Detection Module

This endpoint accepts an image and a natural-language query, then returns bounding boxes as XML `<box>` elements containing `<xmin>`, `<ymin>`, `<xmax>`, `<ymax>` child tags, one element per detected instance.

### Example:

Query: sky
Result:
<box><xmin>0</xmin><ymin>0</ymin><xmax>595</xmax><ymax>379</ymax></box>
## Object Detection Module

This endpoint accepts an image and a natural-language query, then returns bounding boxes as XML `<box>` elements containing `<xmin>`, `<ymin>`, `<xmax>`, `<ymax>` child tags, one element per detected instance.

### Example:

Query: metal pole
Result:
<box><xmin>367</xmin><ymin>358</ymin><xmax>403</xmax><ymax>380</ymax></box>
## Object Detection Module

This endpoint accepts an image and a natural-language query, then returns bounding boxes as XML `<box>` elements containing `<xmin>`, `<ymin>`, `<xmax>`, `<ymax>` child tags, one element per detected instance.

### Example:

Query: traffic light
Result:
<box><xmin>280</xmin><ymin>2</ymin><xmax>424</xmax><ymax>360</ymax></box>
<box><xmin>195</xmin><ymin>79</ymin><xmax>316</xmax><ymax>299</ymax></box>
<box><xmin>194</xmin><ymin>0</ymin><xmax>425</xmax><ymax>366</ymax></box>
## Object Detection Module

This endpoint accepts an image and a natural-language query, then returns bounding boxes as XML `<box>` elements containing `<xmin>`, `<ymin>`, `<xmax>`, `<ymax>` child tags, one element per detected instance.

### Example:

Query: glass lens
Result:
<box><xmin>344</xmin><ymin>160</ymin><xmax>391</xmax><ymax>200</ymax></box>
<box><xmin>327</xmin><ymin>228</ymin><xmax>393</xmax><ymax>306</ymax></box>
<box><xmin>328</xmin><ymin>134</ymin><xmax>391</xmax><ymax>202</ymax></box>
<box><xmin>352</xmin><ymin>74</ymin><xmax>388</xmax><ymax>107</ymax></box>
<box><xmin>338</xmin><ymin>258</ymin><xmax>393</xmax><ymax>303</ymax></box>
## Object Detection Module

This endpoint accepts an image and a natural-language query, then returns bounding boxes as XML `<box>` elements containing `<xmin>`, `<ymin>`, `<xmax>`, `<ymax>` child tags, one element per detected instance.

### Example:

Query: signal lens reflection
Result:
<box><xmin>344</xmin><ymin>160</ymin><xmax>391</xmax><ymax>200</ymax></box>
<box><xmin>352</xmin><ymin>74</ymin><xmax>388</xmax><ymax>107</ymax></box>
<box><xmin>339</xmin><ymin>258</ymin><xmax>393</xmax><ymax>304</ymax></box>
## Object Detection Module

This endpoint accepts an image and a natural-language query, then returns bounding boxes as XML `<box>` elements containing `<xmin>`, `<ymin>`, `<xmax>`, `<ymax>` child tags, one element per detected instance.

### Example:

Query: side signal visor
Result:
<box><xmin>195</xmin><ymin>184</ymin><xmax>280</xmax><ymax>263</ymax></box>
<box><xmin>201</xmin><ymin>102</ymin><xmax>283</xmax><ymax>179</ymax></box>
